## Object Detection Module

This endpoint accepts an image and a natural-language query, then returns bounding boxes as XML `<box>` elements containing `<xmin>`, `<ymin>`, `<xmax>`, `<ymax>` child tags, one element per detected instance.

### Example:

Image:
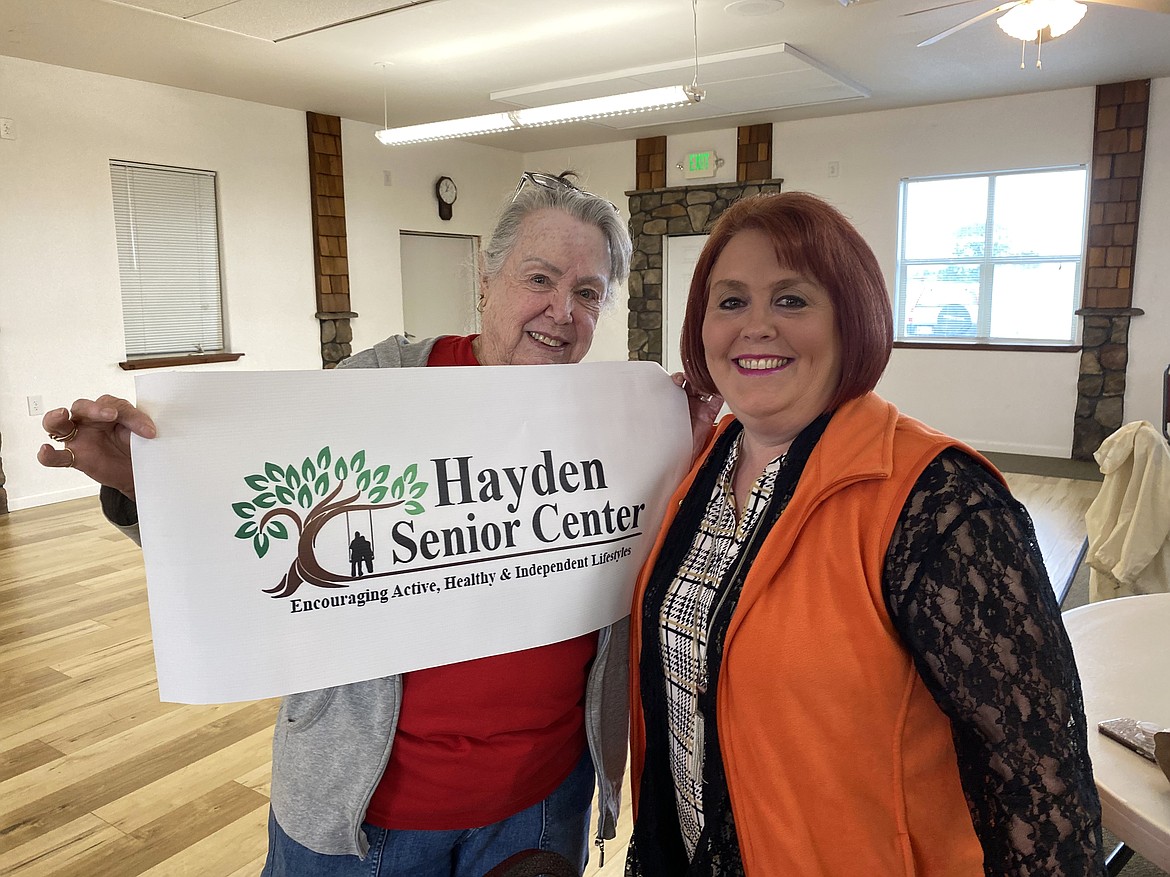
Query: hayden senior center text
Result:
<box><xmin>288</xmin><ymin>449</ymin><xmax>643</xmax><ymax>616</ymax></box>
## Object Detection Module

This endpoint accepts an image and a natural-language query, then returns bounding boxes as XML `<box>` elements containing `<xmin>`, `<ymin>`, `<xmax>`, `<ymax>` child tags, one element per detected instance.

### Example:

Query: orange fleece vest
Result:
<box><xmin>630</xmin><ymin>393</ymin><xmax>1000</xmax><ymax>876</ymax></box>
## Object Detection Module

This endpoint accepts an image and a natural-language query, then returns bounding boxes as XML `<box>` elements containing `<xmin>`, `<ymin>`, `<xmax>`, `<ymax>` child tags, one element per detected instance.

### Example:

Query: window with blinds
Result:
<box><xmin>110</xmin><ymin>161</ymin><xmax>225</xmax><ymax>357</ymax></box>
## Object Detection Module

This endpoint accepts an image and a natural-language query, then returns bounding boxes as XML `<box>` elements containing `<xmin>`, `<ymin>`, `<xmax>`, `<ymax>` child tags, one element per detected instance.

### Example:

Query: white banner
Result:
<box><xmin>132</xmin><ymin>362</ymin><xmax>691</xmax><ymax>703</ymax></box>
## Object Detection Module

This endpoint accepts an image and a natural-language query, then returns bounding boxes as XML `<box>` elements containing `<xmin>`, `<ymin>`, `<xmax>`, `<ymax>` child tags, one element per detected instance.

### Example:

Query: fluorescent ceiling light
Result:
<box><xmin>513</xmin><ymin>86</ymin><xmax>699</xmax><ymax>127</ymax></box>
<box><xmin>374</xmin><ymin>111</ymin><xmax>518</xmax><ymax>145</ymax></box>
<box><xmin>375</xmin><ymin>85</ymin><xmax>703</xmax><ymax>145</ymax></box>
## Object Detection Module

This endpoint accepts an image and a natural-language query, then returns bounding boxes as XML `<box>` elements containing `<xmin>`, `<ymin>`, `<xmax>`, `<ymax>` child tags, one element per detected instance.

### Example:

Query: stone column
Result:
<box><xmin>737</xmin><ymin>124</ymin><xmax>772</xmax><ymax>182</ymax></box>
<box><xmin>636</xmin><ymin>136</ymin><xmax>667</xmax><ymax>191</ymax></box>
<box><xmin>626</xmin><ymin>179</ymin><xmax>783</xmax><ymax>362</ymax></box>
<box><xmin>1073</xmin><ymin>80</ymin><xmax>1150</xmax><ymax>459</ymax></box>
<box><xmin>307</xmin><ymin>112</ymin><xmax>356</xmax><ymax>369</ymax></box>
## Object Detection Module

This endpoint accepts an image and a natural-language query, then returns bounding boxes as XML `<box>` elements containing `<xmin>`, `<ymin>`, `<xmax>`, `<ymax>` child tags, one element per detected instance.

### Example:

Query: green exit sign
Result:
<box><xmin>683</xmin><ymin>150</ymin><xmax>718</xmax><ymax>179</ymax></box>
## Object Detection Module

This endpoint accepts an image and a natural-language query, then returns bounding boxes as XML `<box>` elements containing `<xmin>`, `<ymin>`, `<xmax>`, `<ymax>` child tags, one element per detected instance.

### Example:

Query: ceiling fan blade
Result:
<box><xmin>917</xmin><ymin>1</ymin><xmax>1021</xmax><ymax>46</ymax></box>
<box><xmin>1081</xmin><ymin>0</ymin><xmax>1170</xmax><ymax>12</ymax></box>
<box><xmin>903</xmin><ymin>0</ymin><xmax>986</xmax><ymax>18</ymax></box>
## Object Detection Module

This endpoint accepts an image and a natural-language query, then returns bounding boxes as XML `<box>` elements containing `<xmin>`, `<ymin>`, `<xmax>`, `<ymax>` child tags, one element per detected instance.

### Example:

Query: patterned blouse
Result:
<box><xmin>657</xmin><ymin>434</ymin><xmax>783</xmax><ymax>857</ymax></box>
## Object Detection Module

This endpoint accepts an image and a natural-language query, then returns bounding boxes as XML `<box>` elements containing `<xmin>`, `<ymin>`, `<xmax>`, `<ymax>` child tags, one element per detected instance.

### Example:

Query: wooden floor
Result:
<box><xmin>0</xmin><ymin>497</ymin><xmax>279</xmax><ymax>877</ymax></box>
<box><xmin>1002</xmin><ymin>472</ymin><xmax>1099</xmax><ymax>602</ymax></box>
<box><xmin>0</xmin><ymin>473</ymin><xmax>1099</xmax><ymax>876</ymax></box>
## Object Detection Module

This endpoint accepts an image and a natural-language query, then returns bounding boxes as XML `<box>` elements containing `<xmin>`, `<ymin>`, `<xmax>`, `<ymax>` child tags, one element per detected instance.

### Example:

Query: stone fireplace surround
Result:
<box><xmin>625</xmin><ymin>179</ymin><xmax>783</xmax><ymax>363</ymax></box>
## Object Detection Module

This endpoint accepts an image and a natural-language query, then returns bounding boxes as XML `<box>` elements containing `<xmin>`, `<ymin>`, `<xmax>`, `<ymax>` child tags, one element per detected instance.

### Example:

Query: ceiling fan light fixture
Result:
<box><xmin>997</xmin><ymin>2</ymin><xmax>1046</xmax><ymax>40</ymax></box>
<box><xmin>1046</xmin><ymin>0</ymin><xmax>1088</xmax><ymax>36</ymax></box>
<box><xmin>996</xmin><ymin>0</ymin><xmax>1087</xmax><ymax>41</ymax></box>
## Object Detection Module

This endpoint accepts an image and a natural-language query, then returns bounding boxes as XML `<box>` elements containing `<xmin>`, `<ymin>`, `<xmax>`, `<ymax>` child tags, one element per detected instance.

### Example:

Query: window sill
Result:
<box><xmin>118</xmin><ymin>352</ymin><xmax>245</xmax><ymax>371</ymax></box>
<box><xmin>893</xmin><ymin>341</ymin><xmax>1080</xmax><ymax>353</ymax></box>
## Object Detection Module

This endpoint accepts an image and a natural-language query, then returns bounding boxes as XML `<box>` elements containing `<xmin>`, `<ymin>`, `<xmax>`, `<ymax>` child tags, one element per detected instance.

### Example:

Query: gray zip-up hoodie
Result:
<box><xmin>105</xmin><ymin>335</ymin><xmax>629</xmax><ymax>862</ymax></box>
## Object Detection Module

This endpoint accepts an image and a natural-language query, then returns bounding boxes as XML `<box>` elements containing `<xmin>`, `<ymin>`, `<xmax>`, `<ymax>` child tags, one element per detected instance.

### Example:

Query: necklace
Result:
<box><xmin>695</xmin><ymin>448</ymin><xmax>786</xmax><ymax>690</ymax></box>
<box><xmin>687</xmin><ymin>450</ymin><xmax>785</xmax><ymax>790</ymax></box>
<box><xmin>695</xmin><ymin>536</ymin><xmax>756</xmax><ymax>696</ymax></box>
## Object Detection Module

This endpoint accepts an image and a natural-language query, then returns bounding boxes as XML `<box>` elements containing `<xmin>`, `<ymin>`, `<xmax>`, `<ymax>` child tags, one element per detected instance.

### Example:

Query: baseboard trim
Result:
<box><xmin>7</xmin><ymin>485</ymin><xmax>100</xmax><ymax>511</ymax></box>
<box><xmin>980</xmin><ymin>452</ymin><xmax>1102</xmax><ymax>482</ymax></box>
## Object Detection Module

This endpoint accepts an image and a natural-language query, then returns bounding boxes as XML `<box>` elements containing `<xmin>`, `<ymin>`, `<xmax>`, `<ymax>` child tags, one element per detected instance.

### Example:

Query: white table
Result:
<box><xmin>1064</xmin><ymin>593</ymin><xmax>1170</xmax><ymax>872</ymax></box>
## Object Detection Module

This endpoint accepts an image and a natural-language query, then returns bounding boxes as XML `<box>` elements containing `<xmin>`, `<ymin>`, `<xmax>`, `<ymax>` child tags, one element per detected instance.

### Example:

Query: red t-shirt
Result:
<box><xmin>364</xmin><ymin>334</ymin><xmax>599</xmax><ymax>830</ymax></box>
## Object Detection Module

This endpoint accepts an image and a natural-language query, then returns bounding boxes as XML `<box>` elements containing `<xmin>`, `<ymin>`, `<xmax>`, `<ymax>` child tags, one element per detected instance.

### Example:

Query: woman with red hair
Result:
<box><xmin>627</xmin><ymin>192</ymin><xmax>1104</xmax><ymax>876</ymax></box>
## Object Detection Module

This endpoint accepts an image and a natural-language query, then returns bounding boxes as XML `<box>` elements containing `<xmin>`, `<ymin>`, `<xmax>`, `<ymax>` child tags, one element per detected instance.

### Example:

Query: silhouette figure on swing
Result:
<box><xmin>349</xmin><ymin>531</ymin><xmax>374</xmax><ymax>578</ymax></box>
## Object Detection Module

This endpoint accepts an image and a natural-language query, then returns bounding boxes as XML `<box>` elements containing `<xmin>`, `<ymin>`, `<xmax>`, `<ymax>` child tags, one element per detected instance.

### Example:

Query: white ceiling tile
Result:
<box><xmin>126</xmin><ymin>0</ymin><xmax>428</xmax><ymax>41</ymax></box>
<box><xmin>490</xmin><ymin>43</ymin><xmax>870</xmax><ymax>129</ymax></box>
<box><xmin>112</xmin><ymin>1</ymin><xmax>225</xmax><ymax>16</ymax></box>
<box><xmin>11</xmin><ymin>0</ymin><xmax>1170</xmax><ymax>153</ymax></box>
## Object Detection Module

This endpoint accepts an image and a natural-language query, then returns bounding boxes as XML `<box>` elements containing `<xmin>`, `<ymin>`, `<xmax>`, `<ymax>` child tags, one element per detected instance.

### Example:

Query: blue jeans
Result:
<box><xmin>260</xmin><ymin>750</ymin><xmax>594</xmax><ymax>876</ymax></box>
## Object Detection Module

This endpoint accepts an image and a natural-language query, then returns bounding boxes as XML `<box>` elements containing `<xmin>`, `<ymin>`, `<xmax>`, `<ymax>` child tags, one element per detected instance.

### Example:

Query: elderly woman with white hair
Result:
<box><xmin>38</xmin><ymin>172</ymin><xmax>657</xmax><ymax>877</ymax></box>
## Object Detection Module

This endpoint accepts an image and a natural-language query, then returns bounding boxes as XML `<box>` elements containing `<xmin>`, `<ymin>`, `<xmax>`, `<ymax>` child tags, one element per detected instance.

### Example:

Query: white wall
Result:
<box><xmin>783</xmin><ymin>85</ymin><xmax>1169</xmax><ymax>452</ymax></box>
<box><xmin>664</xmin><ymin>130</ymin><xmax>740</xmax><ymax>189</ymax></box>
<box><xmin>774</xmin><ymin>89</ymin><xmax>1096</xmax><ymax>455</ymax></box>
<box><xmin>0</xmin><ymin>56</ymin><xmax>322</xmax><ymax>510</ymax></box>
<box><xmin>0</xmin><ymin>58</ymin><xmax>521</xmax><ymax>510</ymax></box>
<box><xmin>526</xmin><ymin>84</ymin><xmax>1170</xmax><ymax>457</ymax></box>
<box><xmin>4</xmin><ymin>52</ymin><xmax>1166</xmax><ymax>510</ymax></box>
<box><xmin>340</xmin><ymin>120</ymin><xmax>521</xmax><ymax>352</ymax></box>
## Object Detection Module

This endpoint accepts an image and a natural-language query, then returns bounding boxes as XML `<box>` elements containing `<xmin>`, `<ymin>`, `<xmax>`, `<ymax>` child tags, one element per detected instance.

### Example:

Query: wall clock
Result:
<box><xmin>435</xmin><ymin>175</ymin><xmax>457</xmax><ymax>221</ymax></box>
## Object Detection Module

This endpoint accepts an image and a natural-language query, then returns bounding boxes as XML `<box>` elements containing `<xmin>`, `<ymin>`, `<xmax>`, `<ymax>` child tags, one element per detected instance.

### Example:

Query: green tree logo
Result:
<box><xmin>230</xmin><ymin>447</ymin><xmax>427</xmax><ymax>598</ymax></box>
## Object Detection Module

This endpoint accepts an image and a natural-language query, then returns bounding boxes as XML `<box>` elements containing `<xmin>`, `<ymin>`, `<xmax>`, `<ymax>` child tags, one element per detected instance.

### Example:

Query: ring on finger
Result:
<box><xmin>63</xmin><ymin>447</ymin><xmax>76</xmax><ymax>468</ymax></box>
<box><xmin>48</xmin><ymin>423</ymin><xmax>80</xmax><ymax>443</ymax></box>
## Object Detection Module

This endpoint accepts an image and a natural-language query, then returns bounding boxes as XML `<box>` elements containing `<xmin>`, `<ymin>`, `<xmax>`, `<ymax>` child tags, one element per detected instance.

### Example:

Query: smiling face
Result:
<box><xmin>474</xmin><ymin>208</ymin><xmax>611</xmax><ymax>367</ymax></box>
<box><xmin>702</xmin><ymin>228</ymin><xmax>842</xmax><ymax>451</ymax></box>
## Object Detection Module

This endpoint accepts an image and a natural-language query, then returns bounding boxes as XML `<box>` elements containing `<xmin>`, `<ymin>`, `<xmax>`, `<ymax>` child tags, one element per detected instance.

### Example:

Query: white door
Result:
<box><xmin>400</xmin><ymin>232</ymin><xmax>479</xmax><ymax>340</ymax></box>
<box><xmin>663</xmin><ymin>234</ymin><xmax>710</xmax><ymax>375</ymax></box>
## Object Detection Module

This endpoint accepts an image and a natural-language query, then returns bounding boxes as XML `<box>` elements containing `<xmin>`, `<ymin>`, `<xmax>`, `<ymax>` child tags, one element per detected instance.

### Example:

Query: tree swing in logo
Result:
<box><xmin>230</xmin><ymin>447</ymin><xmax>427</xmax><ymax>598</ymax></box>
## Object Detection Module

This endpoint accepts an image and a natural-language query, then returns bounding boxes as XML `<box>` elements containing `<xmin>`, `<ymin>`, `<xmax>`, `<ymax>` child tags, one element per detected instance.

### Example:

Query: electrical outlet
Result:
<box><xmin>0</xmin><ymin>118</ymin><xmax>15</xmax><ymax>141</ymax></box>
<box><xmin>828</xmin><ymin>161</ymin><xmax>840</xmax><ymax>179</ymax></box>
<box><xmin>27</xmin><ymin>395</ymin><xmax>44</xmax><ymax>416</ymax></box>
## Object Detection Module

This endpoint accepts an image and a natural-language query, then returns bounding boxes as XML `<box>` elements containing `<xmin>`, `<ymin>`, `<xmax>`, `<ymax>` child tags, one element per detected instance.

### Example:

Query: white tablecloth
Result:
<box><xmin>1064</xmin><ymin>593</ymin><xmax>1170</xmax><ymax>871</ymax></box>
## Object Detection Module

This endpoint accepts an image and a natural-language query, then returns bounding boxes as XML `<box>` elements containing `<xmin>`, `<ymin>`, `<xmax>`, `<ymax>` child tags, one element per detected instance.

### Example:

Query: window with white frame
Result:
<box><xmin>895</xmin><ymin>167</ymin><xmax>1088</xmax><ymax>344</ymax></box>
<box><xmin>110</xmin><ymin>161</ymin><xmax>226</xmax><ymax>357</ymax></box>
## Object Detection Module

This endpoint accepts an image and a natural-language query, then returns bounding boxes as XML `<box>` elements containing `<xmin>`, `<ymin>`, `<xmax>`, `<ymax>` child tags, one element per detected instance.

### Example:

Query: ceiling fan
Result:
<box><xmin>908</xmin><ymin>0</ymin><xmax>1170</xmax><ymax>48</ymax></box>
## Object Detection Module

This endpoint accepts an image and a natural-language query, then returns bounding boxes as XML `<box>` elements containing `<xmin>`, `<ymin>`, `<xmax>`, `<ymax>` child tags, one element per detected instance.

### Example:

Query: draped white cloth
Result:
<box><xmin>1086</xmin><ymin>420</ymin><xmax>1170</xmax><ymax>602</ymax></box>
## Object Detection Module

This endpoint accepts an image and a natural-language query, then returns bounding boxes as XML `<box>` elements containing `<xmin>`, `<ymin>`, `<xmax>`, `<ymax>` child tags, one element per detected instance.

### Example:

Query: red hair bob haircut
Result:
<box><xmin>680</xmin><ymin>191</ymin><xmax>894</xmax><ymax>412</ymax></box>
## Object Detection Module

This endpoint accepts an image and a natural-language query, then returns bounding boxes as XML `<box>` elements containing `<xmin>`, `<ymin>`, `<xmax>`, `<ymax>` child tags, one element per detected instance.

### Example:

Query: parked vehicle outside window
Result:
<box><xmin>905</xmin><ymin>287</ymin><xmax>977</xmax><ymax>337</ymax></box>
